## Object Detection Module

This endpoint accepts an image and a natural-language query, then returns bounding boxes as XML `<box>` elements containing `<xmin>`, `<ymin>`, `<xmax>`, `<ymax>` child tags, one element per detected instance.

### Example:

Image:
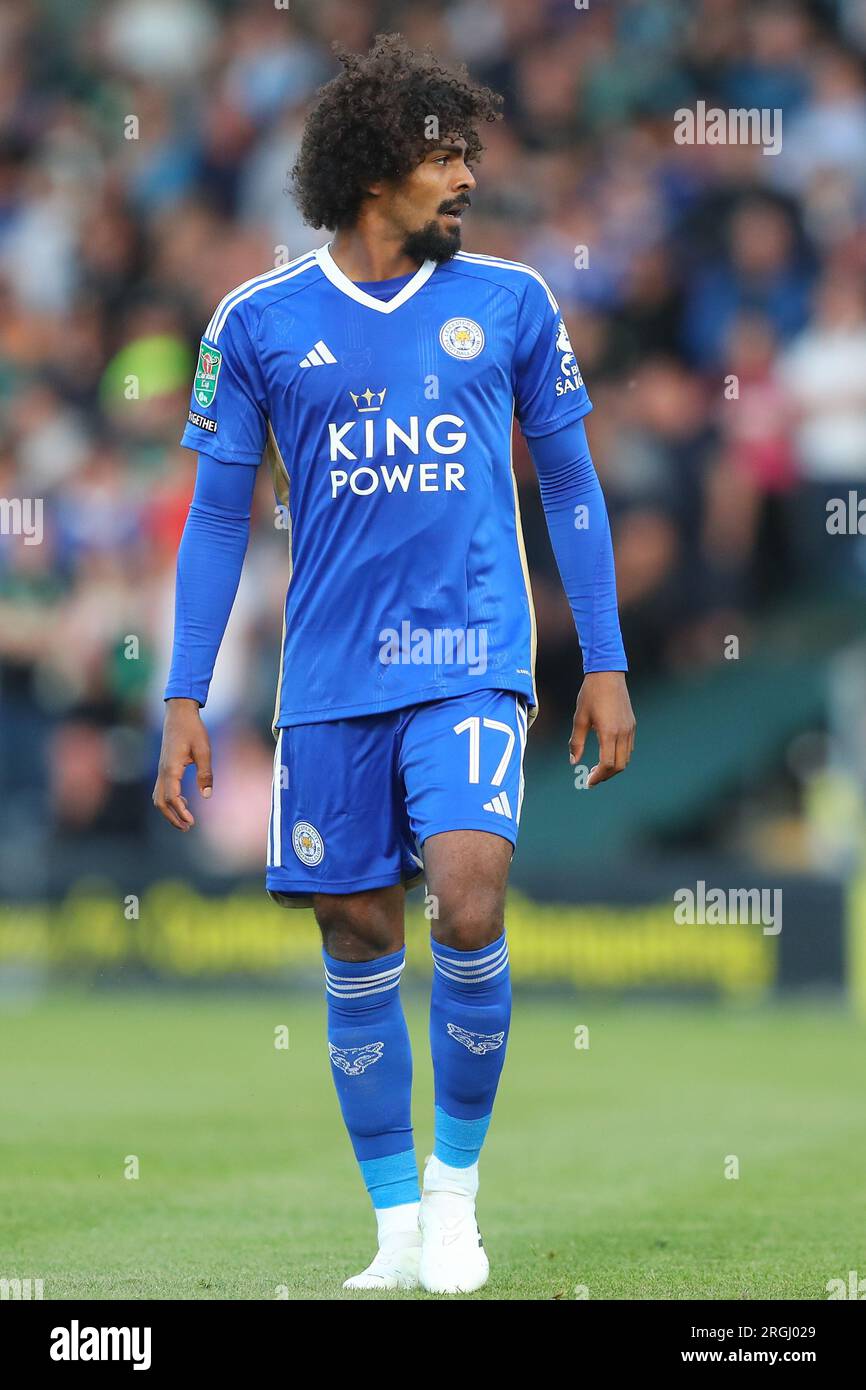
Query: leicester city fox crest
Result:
<box><xmin>446</xmin><ymin>1023</ymin><xmax>505</xmax><ymax>1055</ymax></box>
<box><xmin>328</xmin><ymin>1041</ymin><xmax>385</xmax><ymax>1076</ymax></box>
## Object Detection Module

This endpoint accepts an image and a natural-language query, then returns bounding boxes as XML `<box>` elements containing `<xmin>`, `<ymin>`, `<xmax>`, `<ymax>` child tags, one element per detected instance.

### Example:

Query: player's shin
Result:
<box><xmin>323</xmin><ymin>945</ymin><xmax>420</xmax><ymax>1245</ymax></box>
<box><xmin>427</xmin><ymin>932</ymin><xmax>511</xmax><ymax>1194</ymax></box>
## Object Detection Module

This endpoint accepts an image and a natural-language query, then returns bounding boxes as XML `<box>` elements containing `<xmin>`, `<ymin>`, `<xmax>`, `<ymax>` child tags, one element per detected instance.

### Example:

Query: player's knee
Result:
<box><xmin>313</xmin><ymin>894</ymin><xmax>403</xmax><ymax>960</ymax></box>
<box><xmin>431</xmin><ymin>886</ymin><xmax>504</xmax><ymax>952</ymax></box>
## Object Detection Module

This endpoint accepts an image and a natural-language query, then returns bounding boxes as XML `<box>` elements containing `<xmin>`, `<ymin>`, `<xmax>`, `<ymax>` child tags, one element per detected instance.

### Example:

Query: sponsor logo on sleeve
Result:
<box><xmin>188</xmin><ymin>410</ymin><xmax>218</xmax><ymax>433</ymax></box>
<box><xmin>555</xmin><ymin>319</ymin><xmax>584</xmax><ymax>396</ymax></box>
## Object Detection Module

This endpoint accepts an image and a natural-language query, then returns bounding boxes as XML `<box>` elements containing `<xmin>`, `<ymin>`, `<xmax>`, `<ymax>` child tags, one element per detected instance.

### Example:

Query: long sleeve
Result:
<box><xmin>527</xmin><ymin>418</ymin><xmax>627</xmax><ymax>673</ymax></box>
<box><xmin>163</xmin><ymin>453</ymin><xmax>258</xmax><ymax>707</ymax></box>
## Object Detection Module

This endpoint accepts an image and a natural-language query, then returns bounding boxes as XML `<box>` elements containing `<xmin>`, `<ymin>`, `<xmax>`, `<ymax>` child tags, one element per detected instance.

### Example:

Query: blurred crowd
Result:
<box><xmin>2</xmin><ymin>0</ymin><xmax>866</xmax><ymax>868</ymax></box>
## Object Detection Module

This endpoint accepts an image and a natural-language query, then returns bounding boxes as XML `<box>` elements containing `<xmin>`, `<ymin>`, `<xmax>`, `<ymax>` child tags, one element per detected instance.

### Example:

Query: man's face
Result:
<box><xmin>383</xmin><ymin>135</ymin><xmax>477</xmax><ymax>264</ymax></box>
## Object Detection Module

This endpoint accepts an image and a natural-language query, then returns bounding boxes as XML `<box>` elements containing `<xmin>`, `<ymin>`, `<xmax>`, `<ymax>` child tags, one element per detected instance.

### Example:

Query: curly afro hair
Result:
<box><xmin>291</xmin><ymin>33</ymin><xmax>502</xmax><ymax>231</ymax></box>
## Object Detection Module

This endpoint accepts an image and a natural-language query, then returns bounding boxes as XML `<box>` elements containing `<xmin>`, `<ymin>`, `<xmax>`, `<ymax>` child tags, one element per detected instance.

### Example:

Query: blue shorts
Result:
<box><xmin>266</xmin><ymin>688</ymin><xmax>528</xmax><ymax>907</ymax></box>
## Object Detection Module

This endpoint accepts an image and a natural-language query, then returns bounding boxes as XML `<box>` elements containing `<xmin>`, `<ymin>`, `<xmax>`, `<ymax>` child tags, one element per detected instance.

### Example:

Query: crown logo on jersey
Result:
<box><xmin>349</xmin><ymin>387</ymin><xmax>387</xmax><ymax>413</ymax></box>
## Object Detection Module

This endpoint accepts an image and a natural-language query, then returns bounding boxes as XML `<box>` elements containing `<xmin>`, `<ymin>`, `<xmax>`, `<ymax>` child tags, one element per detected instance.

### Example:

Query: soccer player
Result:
<box><xmin>153</xmin><ymin>34</ymin><xmax>635</xmax><ymax>1295</ymax></box>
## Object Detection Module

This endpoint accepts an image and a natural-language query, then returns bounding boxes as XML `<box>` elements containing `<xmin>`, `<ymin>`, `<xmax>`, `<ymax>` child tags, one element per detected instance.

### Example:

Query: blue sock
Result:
<box><xmin>324</xmin><ymin>945</ymin><xmax>419</xmax><ymax>1210</ymax></box>
<box><xmin>429</xmin><ymin>932</ymin><xmax>511</xmax><ymax>1168</ymax></box>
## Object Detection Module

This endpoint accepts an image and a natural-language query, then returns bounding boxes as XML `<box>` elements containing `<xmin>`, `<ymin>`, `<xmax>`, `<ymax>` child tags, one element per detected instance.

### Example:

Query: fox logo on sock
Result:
<box><xmin>329</xmin><ymin>1041</ymin><xmax>385</xmax><ymax>1076</ymax></box>
<box><xmin>446</xmin><ymin>1024</ymin><xmax>505</xmax><ymax>1055</ymax></box>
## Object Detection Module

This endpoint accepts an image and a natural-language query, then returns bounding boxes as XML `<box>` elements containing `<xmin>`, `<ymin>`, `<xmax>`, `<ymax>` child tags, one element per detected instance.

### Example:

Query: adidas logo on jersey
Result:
<box><xmin>300</xmin><ymin>340</ymin><xmax>337</xmax><ymax>367</ymax></box>
<box><xmin>483</xmin><ymin>792</ymin><xmax>512</xmax><ymax>818</ymax></box>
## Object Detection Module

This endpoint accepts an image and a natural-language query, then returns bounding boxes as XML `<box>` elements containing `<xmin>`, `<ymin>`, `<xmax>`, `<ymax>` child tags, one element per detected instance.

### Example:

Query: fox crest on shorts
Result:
<box><xmin>292</xmin><ymin>821</ymin><xmax>324</xmax><ymax>865</ymax></box>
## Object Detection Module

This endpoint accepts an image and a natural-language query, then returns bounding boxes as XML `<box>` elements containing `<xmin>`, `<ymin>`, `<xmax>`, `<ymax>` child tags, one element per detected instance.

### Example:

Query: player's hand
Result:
<box><xmin>152</xmin><ymin>698</ymin><xmax>213</xmax><ymax>830</ymax></box>
<box><xmin>570</xmin><ymin>671</ymin><xmax>635</xmax><ymax>787</ymax></box>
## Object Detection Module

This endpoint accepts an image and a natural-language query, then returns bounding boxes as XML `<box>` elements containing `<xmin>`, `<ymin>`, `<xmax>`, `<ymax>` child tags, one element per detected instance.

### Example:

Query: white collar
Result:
<box><xmin>315</xmin><ymin>242</ymin><xmax>437</xmax><ymax>314</ymax></box>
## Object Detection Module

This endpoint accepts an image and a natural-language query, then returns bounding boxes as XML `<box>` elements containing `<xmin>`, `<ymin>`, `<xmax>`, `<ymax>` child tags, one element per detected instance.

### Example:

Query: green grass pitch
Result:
<box><xmin>2</xmin><ymin>989</ymin><xmax>864</xmax><ymax>1300</ymax></box>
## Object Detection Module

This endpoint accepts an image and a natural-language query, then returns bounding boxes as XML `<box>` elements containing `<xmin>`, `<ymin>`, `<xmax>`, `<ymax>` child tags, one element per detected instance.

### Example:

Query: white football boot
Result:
<box><xmin>343</xmin><ymin>1204</ymin><xmax>421</xmax><ymax>1291</ymax></box>
<box><xmin>419</xmin><ymin>1155</ymin><xmax>489</xmax><ymax>1294</ymax></box>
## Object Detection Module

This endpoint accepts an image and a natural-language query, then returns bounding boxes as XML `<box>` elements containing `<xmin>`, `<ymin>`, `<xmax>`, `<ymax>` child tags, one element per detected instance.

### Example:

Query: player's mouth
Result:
<box><xmin>441</xmin><ymin>201</ymin><xmax>469</xmax><ymax>225</ymax></box>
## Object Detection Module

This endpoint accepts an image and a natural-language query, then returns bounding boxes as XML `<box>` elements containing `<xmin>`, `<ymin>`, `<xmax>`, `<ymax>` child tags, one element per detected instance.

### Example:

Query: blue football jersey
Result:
<box><xmin>180</xmin><ymin>243</ymin><xmax>592</xmax><ymax>729</ymax></box>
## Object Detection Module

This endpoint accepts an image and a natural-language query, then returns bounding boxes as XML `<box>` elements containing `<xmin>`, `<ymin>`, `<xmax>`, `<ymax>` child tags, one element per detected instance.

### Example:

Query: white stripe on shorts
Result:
<box><xmin>515</xmin><ymin>697</ymin><xmax>527</xmax><ymax>823</ymax></box>
<box><xmin>268</xmin><ymin>730</ymin><xmax>283</xmax><ymax>867</ymax></box>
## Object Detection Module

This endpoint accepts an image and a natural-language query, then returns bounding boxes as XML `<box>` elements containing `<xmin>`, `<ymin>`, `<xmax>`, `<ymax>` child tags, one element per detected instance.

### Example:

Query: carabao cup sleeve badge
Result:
<box><xmin>194</xmin><ymin>342</ymin><xmax>222</xmax><ymax>407</ymax></box>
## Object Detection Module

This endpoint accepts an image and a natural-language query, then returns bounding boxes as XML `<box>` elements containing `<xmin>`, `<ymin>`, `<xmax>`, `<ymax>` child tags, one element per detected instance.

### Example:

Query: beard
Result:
<box><xmin>402</xmin><ymin>217</ymin><xmax>461</xmax><ymax>264</ymax></box>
